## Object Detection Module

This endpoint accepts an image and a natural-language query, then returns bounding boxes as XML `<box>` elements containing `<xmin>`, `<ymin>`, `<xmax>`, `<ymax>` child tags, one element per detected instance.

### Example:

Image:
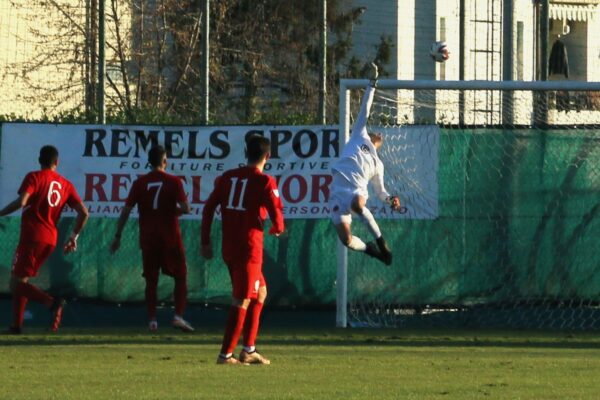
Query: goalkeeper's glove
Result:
<box><xmin>385</xmin><ymin>195</ymin><xmax>401</xmax><ymax>211</ymax></box>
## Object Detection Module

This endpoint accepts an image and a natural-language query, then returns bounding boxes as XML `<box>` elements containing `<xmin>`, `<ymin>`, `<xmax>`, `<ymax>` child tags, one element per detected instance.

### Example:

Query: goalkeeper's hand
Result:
<box><xmin>386</xmin><ymin>195</ymin><xmax>402</xmax><ymax>211</ymax></box>
<box><xmin>368</xmin><ymin>62</ymin><xmax>378</xmax><ymax>86</ymax></box>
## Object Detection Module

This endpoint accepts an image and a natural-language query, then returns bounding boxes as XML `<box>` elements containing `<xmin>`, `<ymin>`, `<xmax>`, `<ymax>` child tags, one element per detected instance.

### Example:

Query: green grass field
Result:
<box><xmin>1</xmin><ymin>328</ymin><xmax>600</xmax><ymax>399</ymax></box>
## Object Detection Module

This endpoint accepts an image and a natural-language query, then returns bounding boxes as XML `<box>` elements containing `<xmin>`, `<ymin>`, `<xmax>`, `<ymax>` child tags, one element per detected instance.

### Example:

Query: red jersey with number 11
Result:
<box><xmin>201</xmin><ymin>166</ymin><xmax>284</xmax><ymax>266</ymax></box>
<box><xmin>18</xmin><ymin>169</ymin><xmax>82</xmax><ymax>246</ymax></box>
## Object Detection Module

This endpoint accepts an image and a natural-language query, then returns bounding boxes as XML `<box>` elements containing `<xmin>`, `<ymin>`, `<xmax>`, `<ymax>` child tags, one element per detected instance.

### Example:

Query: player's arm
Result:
<box><xmin>263</xmin><ymin>177</ymin><xmax>285</xmax><ymax>236</ymax></box>
<box><xmin>63</xmin><ymin>201</ymin><xmax>89</xmax><ymax>254</ymax></box>
<box><xmin>351</xmin><ymin>63</ymin><xmax>378</xmax><ymax>141</ymax></box>
<box><xmin>110</xmin><ymin>205</ymin><xmax>133</xmax><ymax>254</ymax></box>
<box><xmin>175</xmin><ymin>179</ymin><xmax>191</xmax><ymax>215</ymax></box>
<box><xmin>110</xmin><ymin>181</ymin><xmax>137</xmax><ymax>254</ymax></box>
<box><xmin>200</xmin><ymin>177</ymin><xmax>222</xmax><ymax>259</ymax></box>
<box><xmin>1</xmin><ymin>173</ymin><xmax>35</xmax><ymax>217</ymax></box>
<box><xmin>0</xmin><ymin>192</ymin><xmax>30</xmax><ymax>216</ymax></box>
<box><xmin>370</xmin><ymin>163</ymin><xmax>401</xmax><ymax>211</ymax></box>
<box><xmin>177</xmin><ymin>200</ymin><xmax>191</xmax><ymax>215</ymax></box>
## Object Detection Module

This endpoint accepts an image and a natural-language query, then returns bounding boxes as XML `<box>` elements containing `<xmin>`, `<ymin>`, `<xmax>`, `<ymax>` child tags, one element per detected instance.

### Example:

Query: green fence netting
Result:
<box><xmin>1</xmin><ymin>128</ymin><xmax>598</xmax><ymax>328</ymax></box>
<box><xmin>347</xmin><ymin>127</ymin><xmax>599</xmax><ymax>328</ymax></box>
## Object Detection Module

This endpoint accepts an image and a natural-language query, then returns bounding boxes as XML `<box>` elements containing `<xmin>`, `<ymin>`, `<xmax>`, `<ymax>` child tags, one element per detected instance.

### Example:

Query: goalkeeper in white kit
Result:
<box><xmin>329</xmin><ymin>63</ymin><xmax>402</xmax><ymax>266</ymax></box>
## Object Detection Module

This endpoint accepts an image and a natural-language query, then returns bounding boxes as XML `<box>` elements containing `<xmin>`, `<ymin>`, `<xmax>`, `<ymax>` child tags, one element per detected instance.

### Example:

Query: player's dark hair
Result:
<box><xmin>148</xmin><ymin>145</ymin><xmax>167</xmax><ymax>167</ymax></box>
<box><xmin>246</xmin><ymin>134</ymin><xmax>271</xmax><ymax>163</ymax></box>
<box><xmin>38</xmin><ymin>145</ymin><xmax>59</xmax><ymax>167</ymax></box>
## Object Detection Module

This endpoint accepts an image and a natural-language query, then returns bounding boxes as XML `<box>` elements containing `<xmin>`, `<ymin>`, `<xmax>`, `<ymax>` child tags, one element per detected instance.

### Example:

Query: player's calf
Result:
<box><xmin>50</xmin><ymin>297</ymin><xmax>66</xmax><ymax>332</ymax></box>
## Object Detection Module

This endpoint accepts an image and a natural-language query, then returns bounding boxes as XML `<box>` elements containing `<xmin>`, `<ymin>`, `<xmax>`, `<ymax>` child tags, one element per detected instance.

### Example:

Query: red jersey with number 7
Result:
<box><xmin>201</xmin><ymin>166</ymin><xmax>284</xmax><ymax>266</ymax></box>
<box><xmin>18</xmin><ymin>169</ymin><xmax>82</xmax><ymax>246</ymax></box>
<box><xmin>126</xmin><ymin>170</ymin><xmax>187</xmax><ymax>250</ymax></box>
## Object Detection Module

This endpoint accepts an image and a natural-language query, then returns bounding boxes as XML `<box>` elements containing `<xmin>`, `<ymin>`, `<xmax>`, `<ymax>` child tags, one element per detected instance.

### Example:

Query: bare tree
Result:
<box><xmin>1</xmin><ymin>0</ymin><xmax>371</xmax><ymax>123</ymax></box>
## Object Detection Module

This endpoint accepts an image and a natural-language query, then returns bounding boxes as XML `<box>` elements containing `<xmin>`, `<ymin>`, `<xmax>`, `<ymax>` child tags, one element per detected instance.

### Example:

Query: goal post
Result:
<box><xmin>336</xmin><ymin>78</ymin><xmax>600</xmax><ymax>329</ymax></box>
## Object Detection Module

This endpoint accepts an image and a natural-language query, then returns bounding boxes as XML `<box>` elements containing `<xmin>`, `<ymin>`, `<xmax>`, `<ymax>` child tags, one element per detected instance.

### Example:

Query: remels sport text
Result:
<box><xmin>83</xmin><ymin>173</ymin><xmax>333</xmax><ymax>209</ymax></box>
<box><xmin>82</xmin><ymin>127</ymin><xmax>339</xmax><ymax>160</ymax></box>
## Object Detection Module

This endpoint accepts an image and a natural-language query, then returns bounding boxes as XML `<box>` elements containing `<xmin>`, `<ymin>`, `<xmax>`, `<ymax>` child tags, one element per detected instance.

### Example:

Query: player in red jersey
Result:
<box><xmin>110</xmin><ymin>145</ymin><xmax>194</xmax><ymax>332</ymax></box>
<box><xmin>0</xmin><ymin>145</ymin><xmax>89</xmax><ymax>334</ymax></box>
<box><xmin>201</xmin><ymin>134</ymin><xmax>284</xmax><ymax>365</ymax></box>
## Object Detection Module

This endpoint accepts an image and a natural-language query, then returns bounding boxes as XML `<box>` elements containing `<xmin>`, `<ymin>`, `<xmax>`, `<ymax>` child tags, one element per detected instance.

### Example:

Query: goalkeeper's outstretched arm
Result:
<box><xmin>351</xmin><ymin>63</ymin><xmax>378</xmax><ymax>140</ymax></box>
<box><xmin>371</xmin><ymin>168</ymin><xmax>402</xmax><ymax>211</ymax></box>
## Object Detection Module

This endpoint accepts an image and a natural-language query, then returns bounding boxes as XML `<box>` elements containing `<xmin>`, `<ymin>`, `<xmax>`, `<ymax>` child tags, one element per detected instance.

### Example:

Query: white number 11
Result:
<box><xmin>226</xmin><ymin>177</ymin><xmax>248</xmax><ymax>210</ymax></box>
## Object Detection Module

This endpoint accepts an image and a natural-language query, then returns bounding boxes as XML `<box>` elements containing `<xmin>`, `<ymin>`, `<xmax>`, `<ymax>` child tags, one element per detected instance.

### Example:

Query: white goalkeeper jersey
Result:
<box><xmin>332</xmin><ymin>85</ymin><xmax>390</xmax><ymax>202</ymax></box>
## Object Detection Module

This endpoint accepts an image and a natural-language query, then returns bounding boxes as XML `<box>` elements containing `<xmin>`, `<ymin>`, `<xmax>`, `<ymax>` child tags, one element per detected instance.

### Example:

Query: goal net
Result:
<box><xmin>337</xmin><ymin>79</ymin><xmax>600</xmax><ymax>329</ymax></box>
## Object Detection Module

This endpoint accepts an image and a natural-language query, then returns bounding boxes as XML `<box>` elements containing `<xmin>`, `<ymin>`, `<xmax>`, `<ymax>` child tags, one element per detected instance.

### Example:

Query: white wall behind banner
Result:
<box><xmin>0</xmin><ymin>123</ymin><xmax>438</xmax><ymax>219</ymax></box>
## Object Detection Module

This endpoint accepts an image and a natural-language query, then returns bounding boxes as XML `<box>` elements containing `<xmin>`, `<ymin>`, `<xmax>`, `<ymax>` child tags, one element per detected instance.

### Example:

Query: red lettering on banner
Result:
<box><xmin>311</xmin><ymin>174</ymin><xmax>331</xmax><ymax>202</ymax></box>
<box><xmin>178</xmin><ymin>175</ymin><xmax>205</xmax><ymax>204</ymax></box>
<box><xmin>281</xmin><ymin>174</ymin><xmax>307</xmax><ymax>204</ymax></box>
<box><xmin>85</xmin><ymin>174</ymin><xmax>108</xmax><ymax>201</ymax></box>
<box><xmin>191</xmin><ymin>176</ymin><xmax>206</xmax><ymax>204</ymax></box>
<box><xmin>111</xmin><ymin>174</ymin><xmax>132</xmax><ymax>201</ymax></box>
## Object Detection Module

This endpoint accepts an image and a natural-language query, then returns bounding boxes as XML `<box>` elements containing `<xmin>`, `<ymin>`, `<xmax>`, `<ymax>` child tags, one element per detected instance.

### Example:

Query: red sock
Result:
<box><xmin>242</xmin><ymin>300</ymin><xmax>264</xmax><ymax>348</ymax></box>
<box><xmin>145</xmin><ymin>277</ymin><xmax>158</xmax><ymax>320</ymax></box>
<box><xmin>12</xmin><ymin>295</ymin><xmax>28</xmax><ymax>328</ymax></box>
<box><xmin>220</xmin><ymin>305</ymin><xmax>247</xmax><ymax>355</ymax></box>
<box><xmin>174</xmin><ymin>278</ymin><xmax>187</xmax><ymax>317</ymax></box>
<box><xmin>15</xmin><ymin>282</ymin><xmax>53</xmax><ymax>307</ymax></box>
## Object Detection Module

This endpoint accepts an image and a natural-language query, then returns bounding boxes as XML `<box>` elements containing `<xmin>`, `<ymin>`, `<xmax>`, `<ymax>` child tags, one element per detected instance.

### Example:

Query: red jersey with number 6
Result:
<box><xmin>201</xmin><ymin>166</ymin><xmax>284</xmax><ymax>266</ymax></box>
<box><xmin>126</xmin><ymin>170</ymin><xmax>187</xmax><ymax>250</ymax></box>
<box><xmin>18</xmin><ymin>169</ymin><xmax>82</xmax><ymax>246</ymax></box>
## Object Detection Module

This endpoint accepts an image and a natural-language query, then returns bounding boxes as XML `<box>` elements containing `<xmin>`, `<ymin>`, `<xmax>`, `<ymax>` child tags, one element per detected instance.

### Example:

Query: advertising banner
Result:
<box><xmin>0</xmin><ymin>123</ymin><xmax>438</xmax><ymax>219</ymax></box>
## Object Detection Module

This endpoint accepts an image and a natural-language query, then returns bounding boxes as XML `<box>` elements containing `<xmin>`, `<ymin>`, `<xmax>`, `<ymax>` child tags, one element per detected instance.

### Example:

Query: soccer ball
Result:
<box><xmin>430</xmin><ymin>41</ymin><xmax>449</xmax><ymax>63</ymax></box>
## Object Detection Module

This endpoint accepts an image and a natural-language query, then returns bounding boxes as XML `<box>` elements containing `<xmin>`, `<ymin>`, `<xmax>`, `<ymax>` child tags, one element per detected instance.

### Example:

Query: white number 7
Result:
<box><xmin>147</xmin><ymin>182</ymin><xmax>163</xmax><ymax>209</ymax></box>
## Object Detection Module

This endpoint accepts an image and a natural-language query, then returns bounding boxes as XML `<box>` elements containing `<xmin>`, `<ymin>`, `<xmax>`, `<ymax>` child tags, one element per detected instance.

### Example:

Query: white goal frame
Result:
<box><xmin>336</xmin><ymin>78</ymin><xmax>600</xmax><ymax>328</ymax></box>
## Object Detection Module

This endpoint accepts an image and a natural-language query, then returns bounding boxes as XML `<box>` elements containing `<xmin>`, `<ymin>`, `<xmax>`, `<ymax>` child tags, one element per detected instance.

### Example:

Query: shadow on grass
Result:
<box><xmin>2</xmin><ymin>328</ymin><xmax>600</xmax><ymax>350</ymax></box>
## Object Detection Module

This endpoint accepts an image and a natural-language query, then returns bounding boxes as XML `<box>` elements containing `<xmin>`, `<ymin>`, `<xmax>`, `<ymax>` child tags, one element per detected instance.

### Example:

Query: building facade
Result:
<box><xmin>343</xmin><ymin>0</ymin><xmax>600</xmax><ymax>125</ymax></box>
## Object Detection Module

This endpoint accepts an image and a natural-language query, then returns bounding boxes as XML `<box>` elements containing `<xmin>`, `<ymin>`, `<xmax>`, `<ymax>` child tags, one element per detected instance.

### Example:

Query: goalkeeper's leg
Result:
<box><xmin>351</xmin><ymin>196</ymin><xmax>382</xmax><ymax>240</ymax></box>
<box><xmin>350</xmin><ymin>195</ymin><xmax>392</xmax><ymax>265</ymax></box>
<box><xmin>334</xmin><ymin>221</ymin><xmax>366</xmax><ymax>251</ymax></box>
<box><xmin>334</xmin><ymin>222</ymin><xmax>391</xmax><ymax>265</ymax></box>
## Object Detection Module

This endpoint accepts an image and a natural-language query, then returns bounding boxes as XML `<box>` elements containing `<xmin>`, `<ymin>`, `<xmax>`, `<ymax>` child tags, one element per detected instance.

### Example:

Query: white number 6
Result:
<box><xmin>47</xmin><ymin>181</ymin><xmax>62</xmax><ymax>207</ymax></box>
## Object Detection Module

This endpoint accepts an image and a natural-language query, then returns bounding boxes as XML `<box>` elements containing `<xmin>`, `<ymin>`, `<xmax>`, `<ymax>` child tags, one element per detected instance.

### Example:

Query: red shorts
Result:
<box><xmin>11</xmin><ymin>241</ymin><xmax>55</xmax><ymax>278</ymax></box>
<box><xmin>226</xmin><ymin>261</ymin><xmax>265</xmax><ymax>300</ymax></box>
<box><xmin>141</xmin><ymin>245</ymin><xmax>187</xmax><ymax>280</ymax></box>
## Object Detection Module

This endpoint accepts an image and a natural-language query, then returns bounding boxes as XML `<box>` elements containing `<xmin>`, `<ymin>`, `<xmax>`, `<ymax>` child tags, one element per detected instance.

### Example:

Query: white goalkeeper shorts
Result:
<box><xmin>329</xmin><ymin>171</ymin><xmax>368</xmax><ymax>225</ymax></box>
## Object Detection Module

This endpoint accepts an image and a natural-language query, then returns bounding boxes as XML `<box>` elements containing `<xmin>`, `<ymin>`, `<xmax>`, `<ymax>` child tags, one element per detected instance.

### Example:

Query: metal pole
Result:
<box><xmin>341</xmin><ymin>79</ymin><xmax>600</xmax><ymax>91</ymax></box>
<box><xmin>201</xmin><ymin>0</ymin><xmax>210</xmax><ymax>125</ymax></box>
<box><xmin>336</xmin><ymin>80</ymin><xmax>350</xmax><ymax>328</ymax></box>
<box><xmin>538</xmin><ymin>0</ymin><xmax>549</xmax><ymax>126</ymax></box>
<box><xmin>97</xmin><ymin>0</ymin><xmax>106</xmax><ymax>124</ymax></box>
<box><xmin>318</xmin><ymin>0</ymin><xmax>327</xmax><ymax>124</ymax></box>
<box><xmin>540</xmin><ymin>0</ymin><xmax>549</xmax><ymax>81</ymax></box>
<box><xmin>502</xmin><ymin>0</ymin><xmax>514</xmax><ymax>125</ymax></box>
<box><xmin>458</xmin><ymin>0</ymin><xmax>465</xmax><ymax>125</ymax></box>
